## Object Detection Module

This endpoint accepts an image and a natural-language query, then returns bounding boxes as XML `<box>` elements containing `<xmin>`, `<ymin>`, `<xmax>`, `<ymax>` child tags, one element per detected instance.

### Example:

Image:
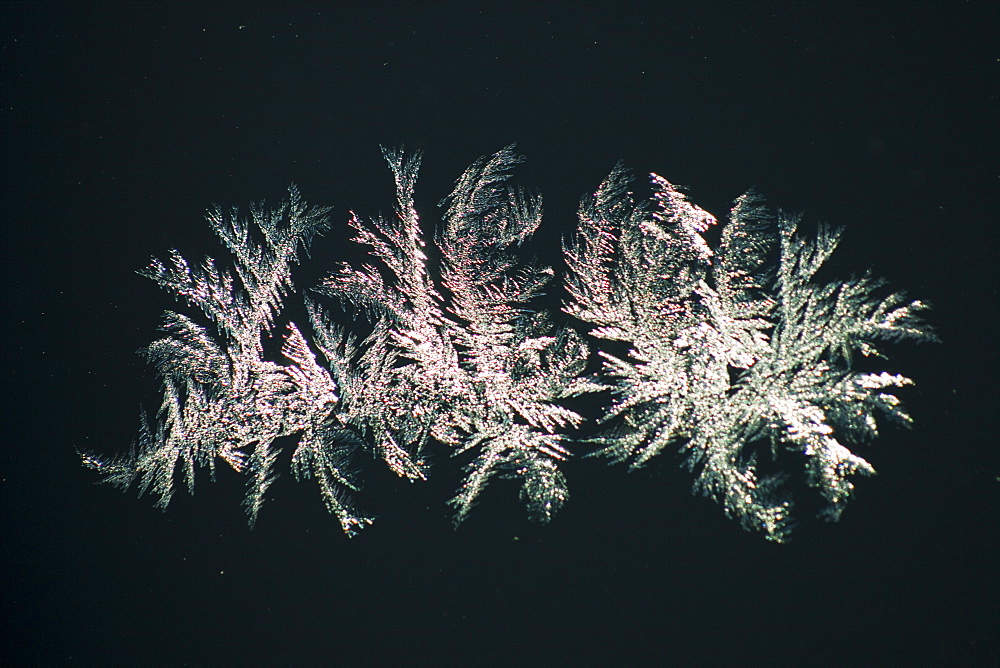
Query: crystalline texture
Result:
<box><xmin>84</xmin><ymin>149</ymin><xmax>934</xmax><ymax>542</ymax></box>
<box><xmin>311</xmin><ymin>147</ymin><xmax>592</xmax><ymax>525</ymax></box>
<box><xmin>564</xmin><ymin>167</ymin><xmax>935</xmax><ymax>541</ymax></box>
<box><xmin>80</xmin><ymin>187</ymin><xmax>373</xmax><ymax>533</ymax></box>
<box><xmin>85</xmin><ymin>148</ymin><xmax>592</xmax><ymax>534</ymax></box>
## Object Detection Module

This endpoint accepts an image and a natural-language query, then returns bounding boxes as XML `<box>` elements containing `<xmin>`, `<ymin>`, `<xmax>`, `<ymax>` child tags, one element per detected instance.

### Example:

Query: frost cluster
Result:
<box><xmin>84</xmin><ymin>148</ymin><xmax>934</xmax><ymax>541</ymax></box>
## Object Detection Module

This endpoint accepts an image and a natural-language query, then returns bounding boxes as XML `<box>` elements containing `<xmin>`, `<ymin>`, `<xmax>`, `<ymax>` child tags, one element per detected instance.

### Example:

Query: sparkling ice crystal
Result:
<box><xmin>84</xmin><ymin>149</ymin><xmax>934</xmax><ymax>541</ymax></box>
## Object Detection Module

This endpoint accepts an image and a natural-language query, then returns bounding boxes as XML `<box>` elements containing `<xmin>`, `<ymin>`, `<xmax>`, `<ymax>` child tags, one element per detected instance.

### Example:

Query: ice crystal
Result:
<box><xmin>311</xmin><ymin>147</ymin><xmax>593</xmax><ymax>525</ymax></box>
<box><xmin>84</xmin><ymin>149</ymin><xmax>933</xmax><ymax>542</ymax></box>
<box><xmin>564</xmin><ymin>165</ymin><xmax>936</xmax><ymax>541</ymax></box>
<box><xmin>85</xmin><ymin>147</ymin><xmax>592</xmax><ymax>534</ymax></box>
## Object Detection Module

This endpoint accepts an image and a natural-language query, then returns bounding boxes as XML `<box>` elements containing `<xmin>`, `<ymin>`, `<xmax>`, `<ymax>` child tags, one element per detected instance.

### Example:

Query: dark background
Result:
<box><xmin>3</xmin><ymin>3</ymin><xmax>997</xmax><ymax>665</ymax></box>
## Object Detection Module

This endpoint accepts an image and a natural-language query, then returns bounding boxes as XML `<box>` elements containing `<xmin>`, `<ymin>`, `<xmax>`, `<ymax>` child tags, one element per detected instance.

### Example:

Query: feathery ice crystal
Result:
<box><xmin>83</xmin><ymin>148</ymin><xmax>934</xmax><ymax>541</ymax></box>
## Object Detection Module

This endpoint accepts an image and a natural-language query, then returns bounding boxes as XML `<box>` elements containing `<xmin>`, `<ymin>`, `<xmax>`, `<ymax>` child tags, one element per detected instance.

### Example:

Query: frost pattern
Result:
<box><xmin>83</xmin><ymin>149</ymin><xmax>934</xmax><ymax>542</ymax></box>
<box><xmin>310</xmin><ymin>147</ymin><xmax>593</xmax><ymax>525</ymax></box>
<box><xmin>84</xmin><ymin>148</ymin><xmax>592</xmax><ymax>535</ymax></box>
<box><xmin>564</xmin><ymin>165</ymin><xmax>936</xmax><ymax>541</ymax></box>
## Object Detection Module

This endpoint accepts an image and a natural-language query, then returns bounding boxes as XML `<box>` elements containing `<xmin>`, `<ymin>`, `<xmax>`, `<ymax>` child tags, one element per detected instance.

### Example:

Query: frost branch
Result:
<box><xmin>564</xmin><ymin>169</ymin><xmax>935</xmax><ymax>541</ymax></box>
